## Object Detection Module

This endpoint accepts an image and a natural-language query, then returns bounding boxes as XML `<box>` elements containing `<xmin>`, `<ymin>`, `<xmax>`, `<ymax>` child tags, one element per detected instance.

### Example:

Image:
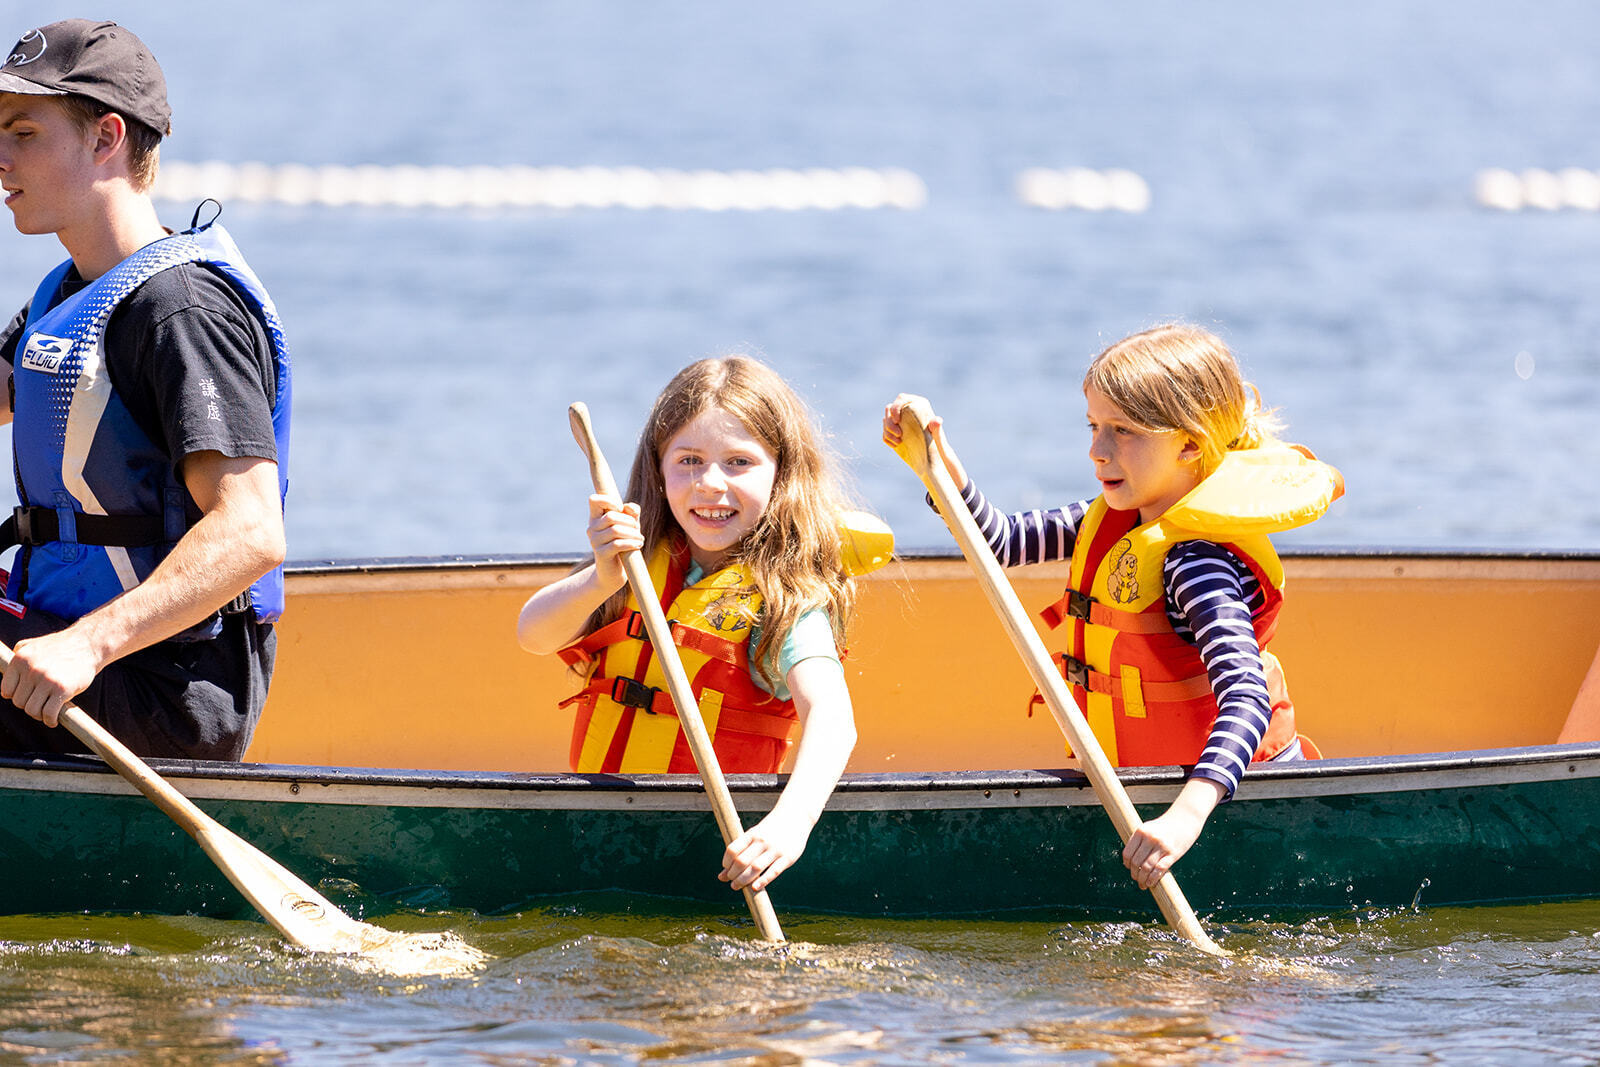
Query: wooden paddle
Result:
<box><xmin>887</xmin><ymin>398</ymin><xmax>1227</xmax><ymax>956</ymax></box>
<box><xmin>568</xmin><ymin>402</ymin><xmax>786</xmax><ymax>943</ymax></box>
<box><xmin>0</xmin><ymin>641</ymin><xmax>486</xmax><ymax>975</ymax></box>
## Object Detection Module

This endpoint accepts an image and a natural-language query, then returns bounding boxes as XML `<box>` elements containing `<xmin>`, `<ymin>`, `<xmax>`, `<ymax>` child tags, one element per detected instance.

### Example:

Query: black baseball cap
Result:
<box><xmin>0</xmin><ymin>19</ymin><xmax>170</xmax><ymax>135</ymax></box>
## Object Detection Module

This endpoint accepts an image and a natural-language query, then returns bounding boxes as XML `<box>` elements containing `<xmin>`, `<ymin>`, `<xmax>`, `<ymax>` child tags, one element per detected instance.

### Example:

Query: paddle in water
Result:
<box><xmin>886</xmin><ymin>398</ymin><xmax>1228</xmax><ymax>957</ymax></box>
<box><xmin>568</xmin><ymin>401</ymin><xmax>786</xmax><ymax>942</ymax></box>
<box><xmin>0</xmin><ymin>640</ymin><xmax>487</xmax><ymax>976</ymax></box>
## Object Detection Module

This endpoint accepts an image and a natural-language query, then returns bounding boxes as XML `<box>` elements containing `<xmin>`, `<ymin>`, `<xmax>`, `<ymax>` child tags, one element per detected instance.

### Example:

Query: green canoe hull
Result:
<box><xmin>3</xmin><ymin>745</ymin><xmax>1598</xmax><ymax>922</ymax></box>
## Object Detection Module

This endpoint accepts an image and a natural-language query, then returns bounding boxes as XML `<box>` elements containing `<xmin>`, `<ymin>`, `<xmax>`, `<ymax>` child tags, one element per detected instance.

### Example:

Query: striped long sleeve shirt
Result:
<box><xmin>953</xmin><ymin>479</ymin><xmax>1275</xmax><ymax>799</ymax></box>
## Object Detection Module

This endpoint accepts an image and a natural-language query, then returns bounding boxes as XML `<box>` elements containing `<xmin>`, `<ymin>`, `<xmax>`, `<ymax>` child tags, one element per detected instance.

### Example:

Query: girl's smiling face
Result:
<box><xmin>1085</xmin><ymin>385</ymin><xmax>1202</xmax><ymax>523</ymax></box>
<box><xmin>661</xmin><ymin>407</ymin><xmax>778</xmax><ymax>571</ymax></box>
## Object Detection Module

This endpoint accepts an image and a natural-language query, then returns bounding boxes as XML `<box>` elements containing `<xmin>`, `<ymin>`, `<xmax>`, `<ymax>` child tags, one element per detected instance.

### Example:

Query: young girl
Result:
<box><xmin>883</xmin><ymin>323</ymin><xmax>1341</xmax><ymax>892</ymax></box>
<box><xmin>519</xmin><ymin>356</ymin><xmax>888</xmax><ymax>895</ymax></box>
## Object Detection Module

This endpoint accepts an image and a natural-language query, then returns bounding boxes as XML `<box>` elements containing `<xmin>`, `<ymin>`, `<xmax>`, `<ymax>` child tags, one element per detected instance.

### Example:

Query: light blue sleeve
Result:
<box><xmin>749</xmin><ymin>607</ymin><xmax>841</xmax><ymax>701</ymax></box>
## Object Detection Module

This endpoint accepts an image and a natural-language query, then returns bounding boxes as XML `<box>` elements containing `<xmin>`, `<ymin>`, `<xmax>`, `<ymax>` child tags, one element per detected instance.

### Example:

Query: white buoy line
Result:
<box><xmin>1016</xmin><ymin>168</ymin><xmax>1152</xmax><ymax>212</ymax></box>
<box><xmin>1475</xmin><ymin>168</ymin><xmax>1600</xmax><ymax>212</ymax></box>
<box><xmin>151</xmin><ymin>162</ymin><xmax>929</xmax><ymax>212</ymax></box>
<box><xmin>151</xmin><ymin>163</ymin><xmax>1600</xmax><ymax>215</ymax></box>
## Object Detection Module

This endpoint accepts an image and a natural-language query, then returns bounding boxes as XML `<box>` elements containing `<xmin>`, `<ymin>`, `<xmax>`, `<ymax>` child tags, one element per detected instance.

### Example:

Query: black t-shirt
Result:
<box><xmin>1</xmin><ymin>261</ymin><xmax>279</xmax><ymax>475</ymax></box>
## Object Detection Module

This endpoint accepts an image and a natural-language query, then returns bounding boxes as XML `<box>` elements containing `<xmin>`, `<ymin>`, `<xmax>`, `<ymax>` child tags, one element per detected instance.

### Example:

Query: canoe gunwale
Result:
<box><xmin>280</xmin><ymin>547</ymin><xmax>1600</xmax><ymax>577</ymax></box>
<box><xmin>3</xmin><ymin>741</ymin><xmax>1597</xmax><ymax>800</ymax></box>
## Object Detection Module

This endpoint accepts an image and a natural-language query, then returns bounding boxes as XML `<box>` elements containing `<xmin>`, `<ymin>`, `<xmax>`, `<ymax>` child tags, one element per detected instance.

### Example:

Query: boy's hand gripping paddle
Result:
<box><xmin>886</xmin><ymin>398</ymin><xmax>1227</xmax><ymax>957</ymax></box>
<box><xmin>568</xmin><ymin>402</ymin><xmax>786</xmax><ymax>943</ymax></box>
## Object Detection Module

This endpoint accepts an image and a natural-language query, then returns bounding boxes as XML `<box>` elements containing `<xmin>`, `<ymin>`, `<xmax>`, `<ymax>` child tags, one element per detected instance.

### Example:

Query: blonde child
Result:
<box><xmin>883</xmin><ymin>324</ymin><xmax>1341</xmax><ymax>891</ymax></box>
<box><xmin>520</xmin><ymin>356</ymin><xmax>884</xmax><ymax>894</ymax></box>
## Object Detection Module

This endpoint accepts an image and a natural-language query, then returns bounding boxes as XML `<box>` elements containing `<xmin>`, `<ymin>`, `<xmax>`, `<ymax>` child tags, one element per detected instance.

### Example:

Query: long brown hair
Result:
<box><xmin>587</xmin><ymin>356</ymin><xmax>855</xmax><ymax>687</ymax></box>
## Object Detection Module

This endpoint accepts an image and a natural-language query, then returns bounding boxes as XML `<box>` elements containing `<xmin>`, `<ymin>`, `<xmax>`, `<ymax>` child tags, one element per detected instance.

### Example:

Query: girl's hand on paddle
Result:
<box><xmin>586</xmin><ymin>493</ymin><xmax>643</xmax><ymax>589</ymax></box>
<box><xmin>720</xmin><ymin>812</ymin><xmax>810</xmax><ymax>893</ymax></box>
<box><xmin>718</xmin><ymin>658</ymin><xmax>853</xmax><ymax>894</ymax></box>
<box><xmin>882</xmin><ymin>394</ymin><xmax>969</xmax><ymax>490</ymax></box>
<box><xmin>1120</xmin><ymin>778</ymin><xmax>1224</xmax><ymax>890</ymax></box>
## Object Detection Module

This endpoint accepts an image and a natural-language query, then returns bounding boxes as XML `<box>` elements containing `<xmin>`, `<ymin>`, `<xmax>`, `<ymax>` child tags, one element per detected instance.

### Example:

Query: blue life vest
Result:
<box><xmin>6</xmin><ymin>221</ymin><xmax>291</xmax><ymax>632</ymax></box>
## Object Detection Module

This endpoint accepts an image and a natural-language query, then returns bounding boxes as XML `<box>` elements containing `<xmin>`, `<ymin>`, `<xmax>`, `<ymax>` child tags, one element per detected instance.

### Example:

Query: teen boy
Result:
<box><xmin>0</xmin><ymin>19</ymin><xmax>290</xmax><ymax>759</ymax></box>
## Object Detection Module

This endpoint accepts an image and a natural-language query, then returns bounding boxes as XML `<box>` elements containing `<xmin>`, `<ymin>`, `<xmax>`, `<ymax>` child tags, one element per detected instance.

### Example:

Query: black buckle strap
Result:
<box><xmin>6</xmin><ymin>505</ymin><xmax>168</xmax><ymax>548</ymax></box>
<box><xmin>0</xmin><ymin>505</ymin><xmax>251</xmax><ymax>619</ymax></box>
<box><xmin>1056</xmin><ymin>653</ymin><xmax>1090</xmax><ymax>688</ymax></box>
<box><xmin>623</xmin><ymin>611</ymin><xmax>682</xmax><ymax>643</ymax></box>
<box><xmin>610</xmin><ymin>676</ymin><xmax>663</xmax><ymax>713</ymax></box>
<box><xmin>1064</xmin><ymin>590</ymin><xmax>1094</xmax><ymax>621</ymax></box>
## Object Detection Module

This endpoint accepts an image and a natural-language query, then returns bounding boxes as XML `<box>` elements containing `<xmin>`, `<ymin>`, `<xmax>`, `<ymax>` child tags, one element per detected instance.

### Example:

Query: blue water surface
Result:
<box><xmin>0</xmin><ymin>1</ymin><xmax>1595</xmax><ymax>561</ymax></box>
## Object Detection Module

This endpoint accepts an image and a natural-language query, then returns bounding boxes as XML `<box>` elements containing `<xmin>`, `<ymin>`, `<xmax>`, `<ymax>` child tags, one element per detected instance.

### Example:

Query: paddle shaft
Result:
<box><xmin>567</xmin><ymin>403</ymin><xmax>785</xmax><ymax>942</ymax></box>
<box><xmin>889</xmin><ymin>400</ymin><xmax>1226</xmax><ymax>956</ymax></box>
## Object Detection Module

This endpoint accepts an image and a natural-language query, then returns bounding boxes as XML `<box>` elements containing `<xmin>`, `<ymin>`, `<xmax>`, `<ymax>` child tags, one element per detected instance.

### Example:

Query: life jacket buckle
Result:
<box><xmin>1058</xmin><ymin>653</ymin><xmax>1090</xmax><ymax>688</ymax></box>
<box><xmin>610</xmin><ymin>676</ymin><xmax>663</xmax><ymax>712</ymax></box>
<box><xmin>1066</xmin><ymin>590</ymin><xmax>1094</xmax><ymax>621</ymax></box>
<box><xmin>11</xmin><ymin>506</ymin><xmax>35</xmax><ymax>546</ymax></box>
<box><xmin>624</xmin><ymin>612</ymin><xmax>647</xmax><ymax>639</ymax></box>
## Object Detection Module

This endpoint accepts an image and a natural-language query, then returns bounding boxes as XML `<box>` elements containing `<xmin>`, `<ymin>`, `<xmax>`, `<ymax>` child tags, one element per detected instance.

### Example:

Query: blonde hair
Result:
<box><xmin>1083</xmin><ymin>323</ymin><xmax>1281</xmax><ymax>475</ymax></box>
<box><xmin>58</xmin><ymin>95</ymin><xmax>164</xmax><ymax>192</ymax></box>
<box><xmin>588</xmin><ymin>356</ymin><xmax>855</xmax><ymax>687</ymax></box>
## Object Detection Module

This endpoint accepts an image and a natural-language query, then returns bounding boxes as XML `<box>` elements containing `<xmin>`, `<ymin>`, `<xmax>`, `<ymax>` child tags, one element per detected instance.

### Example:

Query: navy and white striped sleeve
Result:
<box><xmin>1163</xmin><ymin>542</ymin><xmax>1272</xmax><ymax>800</ymax></box>
<box><xmin>946</xmin><ymin>480</ymin><xmax>1090</xmax><ymax>567</ymax></box>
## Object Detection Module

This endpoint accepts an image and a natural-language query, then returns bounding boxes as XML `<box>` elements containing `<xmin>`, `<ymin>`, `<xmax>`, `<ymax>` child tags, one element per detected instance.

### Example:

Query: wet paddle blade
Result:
<box><xmin>31</xmin><ymin>697</ymin><xmax>487</xmax><ymax>976</ymax></box>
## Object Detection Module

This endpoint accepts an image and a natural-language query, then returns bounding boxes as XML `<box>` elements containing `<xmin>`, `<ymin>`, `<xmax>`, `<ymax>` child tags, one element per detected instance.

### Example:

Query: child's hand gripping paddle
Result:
<box><xmin>568</xmin><ymin>402</ymin><xmax>786</xmax><ymax>943</ymax></box>
<box><xmin>886</xmin><ymin>397</ymin><xmax>1227</xmax><ymax>957</ymax></box>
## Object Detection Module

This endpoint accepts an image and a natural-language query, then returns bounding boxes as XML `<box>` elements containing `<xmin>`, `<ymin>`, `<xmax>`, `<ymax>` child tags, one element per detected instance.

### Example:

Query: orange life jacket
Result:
<box><xmin>558</xmin><ymin>541</ymin><xmax>800</xmax><ymax>774</ymax></box>
<box><xmin>1035</xmin><ymin>444</ymin><xmax>1342</xmax><ymax>766</ymax></box>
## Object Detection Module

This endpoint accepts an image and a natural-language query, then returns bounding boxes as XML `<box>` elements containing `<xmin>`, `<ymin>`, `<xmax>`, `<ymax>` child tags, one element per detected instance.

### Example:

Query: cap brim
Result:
<box><xmin>0</xmin><ymin>71</ymin><xmax>67</xmax><ymax>96</ymax></box>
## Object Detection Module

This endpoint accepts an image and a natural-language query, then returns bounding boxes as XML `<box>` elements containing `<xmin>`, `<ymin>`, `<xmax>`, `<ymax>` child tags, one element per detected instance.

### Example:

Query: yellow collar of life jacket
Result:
<box><xmin>1163</xmin><ymin>442</ymin><xmax>1344</xmax><ymax>537</ymax></box>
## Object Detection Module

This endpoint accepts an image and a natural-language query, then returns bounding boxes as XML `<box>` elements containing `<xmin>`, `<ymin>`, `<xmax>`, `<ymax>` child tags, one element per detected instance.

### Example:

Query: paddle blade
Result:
<box><xmin>16</xmin><ymin>695</ymin><xmax>490</xmax><ymax>975</ymax></box>
<box><xmin>94</xmin><ymin>721</ymin><xmax>488</xmax><ymax>973</ymax></box>
<box><xmin>187</xmin><ymin>818</ymin><xmax>489</xmax><ymax>972</ymax></box>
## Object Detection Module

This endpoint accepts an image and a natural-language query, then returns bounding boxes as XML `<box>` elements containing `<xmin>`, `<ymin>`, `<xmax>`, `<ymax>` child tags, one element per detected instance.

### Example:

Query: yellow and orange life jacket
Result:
<box><xmin>557</xmin><ymin>512</ymin><xmax>893</xmax><ymax>774</ymax></box>
<box><xmin>1038</xmin><ymin>444</ymin><xmax>1342</xmax><ymax>767</ymax></box>
<box><xmin>559</xmin><ymin>541</ymin><xmax>798</xmax><ymax>773</ymax></box>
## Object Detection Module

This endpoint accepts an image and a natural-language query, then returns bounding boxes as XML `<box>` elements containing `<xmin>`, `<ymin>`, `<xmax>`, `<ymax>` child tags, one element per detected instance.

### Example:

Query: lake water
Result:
<box><xmin>4</xmin><ymin>901</ymin><xmax>1600</xmax><ymax>1063</ymax></box>
<box><xmin>3</xmin><ymin>1</ymin><xmax>1599</xmax><ymax>560</ymax></box>
<box><xmin>2</xmin><ymin>1</ymin><xmax>1599</xmax><ymax>1062</ymax></box>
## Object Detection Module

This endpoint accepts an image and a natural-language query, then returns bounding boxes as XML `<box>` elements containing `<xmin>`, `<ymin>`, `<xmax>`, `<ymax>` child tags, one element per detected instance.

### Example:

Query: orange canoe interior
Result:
<box><xmin>248</xmin><ymin>554</ymin><xmax>1600</xmax><ymax>773</ymax></box>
